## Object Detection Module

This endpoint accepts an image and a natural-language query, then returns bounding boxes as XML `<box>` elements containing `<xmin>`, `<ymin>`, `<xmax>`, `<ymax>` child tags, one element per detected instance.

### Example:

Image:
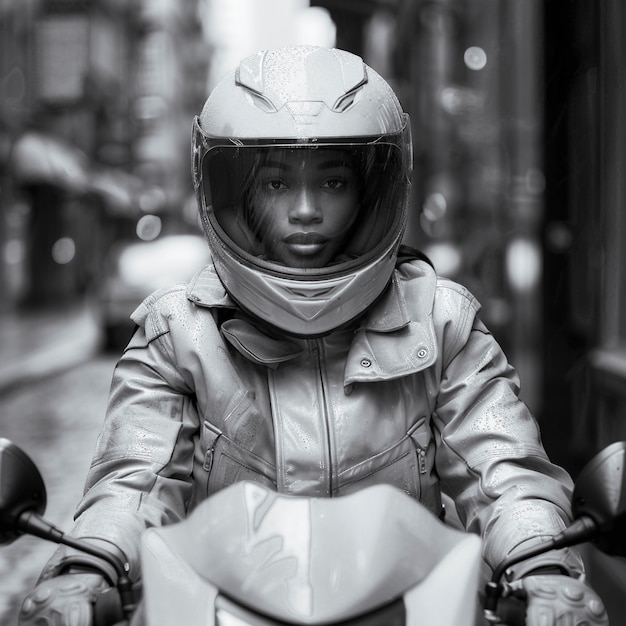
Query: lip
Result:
<box><xmin>284</xmin><ymin>233</ymin><xmax>329</xmax><ymax>245</ymax></box>
<box><xmin>283</xmin><ymin>232</ymin><xmax>329</xmax><ymax>256</ymax></box>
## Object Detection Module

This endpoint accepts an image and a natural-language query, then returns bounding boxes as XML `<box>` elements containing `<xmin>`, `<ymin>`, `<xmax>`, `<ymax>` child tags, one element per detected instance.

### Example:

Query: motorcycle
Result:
<box><xmin>0</xmin><ymin>437</ymin><xmax>624</xmax><ymax>626</ymax></box>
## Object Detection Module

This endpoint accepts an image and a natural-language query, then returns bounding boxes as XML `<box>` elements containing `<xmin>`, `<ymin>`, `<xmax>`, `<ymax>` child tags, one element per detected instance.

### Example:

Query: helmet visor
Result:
<box><xmin>196</xmin><ymin>131</ymin><xmax>409</xmax><ymax>276</ymax></box>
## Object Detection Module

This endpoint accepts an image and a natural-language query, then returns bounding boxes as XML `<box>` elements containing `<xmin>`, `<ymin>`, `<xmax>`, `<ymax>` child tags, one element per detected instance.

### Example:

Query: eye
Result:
<box><xmin>321</xmin><ymin>177</ymin><xmax>346</xmax><ymax>191</ymax></box>
<box><xmin>266</xmin><ymin>178</ymin><xmax>288</xmax><ymax>191</ymax></box>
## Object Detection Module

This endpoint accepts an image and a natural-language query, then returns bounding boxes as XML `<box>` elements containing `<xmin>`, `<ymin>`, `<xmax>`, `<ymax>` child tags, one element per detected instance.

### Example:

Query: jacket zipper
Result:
<box><xmin>203</xmin><ymin>421</ymin><xmax>222</xmax><ymax>474</ymax></box>
<box><xmin>204</xmin><ymin>446</ymin><xmax>215</xmax><ymax>472</ymax></box>
<box><xmin>407</xmin><ymin>419</ymin><xmax>428</xmax><ymax>475</ymax></box>
<box><xmin>418</xmin><ymin>448</ymin><xmax>427</xmax><ymax>474</ymax></box>
<box><xmin>310</xmin><ymin>337</ymin><xmax>334</xmax><ymax>495</ymax></box>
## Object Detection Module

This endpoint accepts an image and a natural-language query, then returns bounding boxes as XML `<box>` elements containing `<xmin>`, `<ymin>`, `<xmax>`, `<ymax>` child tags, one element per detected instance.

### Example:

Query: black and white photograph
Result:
<box><xmin>0</xmin><ymin>1</ymin><xmax>624</xmax><ymax>625</ymax></box>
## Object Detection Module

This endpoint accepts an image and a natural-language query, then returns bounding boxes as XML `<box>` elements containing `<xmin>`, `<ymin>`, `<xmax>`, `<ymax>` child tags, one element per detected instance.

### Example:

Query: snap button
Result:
<box><xmin>360</xmin><ymin>357</ymin><xmax>372</xmax><ymax>368</ymax></box>
<box><xmin>417</xmin><ymin>348</ymin><xmax>428</xmax><ymax>359</ymax></box>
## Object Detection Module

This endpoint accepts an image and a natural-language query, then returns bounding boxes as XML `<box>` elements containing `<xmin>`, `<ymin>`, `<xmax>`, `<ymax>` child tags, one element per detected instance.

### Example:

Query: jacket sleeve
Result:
<box><xmin>430</xmin><ymin>279</ymin><xmax>584</xmax><ymax>579</ymax></box>
<box><xmin>41</xmin><ymin>287</ymin><xmax>204</xmax><ymax>582</ymax></box>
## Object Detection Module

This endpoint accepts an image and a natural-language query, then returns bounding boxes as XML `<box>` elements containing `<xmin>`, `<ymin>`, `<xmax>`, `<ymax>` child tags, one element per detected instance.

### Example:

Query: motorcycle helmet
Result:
<box><xmin>192</xmin><ymin>45</ymin><xmax>412</xmax><ymax>337</ymax></box>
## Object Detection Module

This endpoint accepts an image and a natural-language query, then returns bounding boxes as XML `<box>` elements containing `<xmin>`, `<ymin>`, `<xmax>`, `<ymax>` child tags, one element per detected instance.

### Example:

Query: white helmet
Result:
<box><xmin>192</xmin><ymin>45</ymin><xmax>412</xmax><ymax>337</ymax></box>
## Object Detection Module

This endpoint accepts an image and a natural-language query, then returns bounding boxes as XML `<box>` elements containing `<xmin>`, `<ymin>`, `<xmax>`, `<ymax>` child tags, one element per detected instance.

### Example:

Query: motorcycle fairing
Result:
<box><xmin>139</xmin><ymin>482</ymin><xmax>482</xmax><ymax>625</ymax></box>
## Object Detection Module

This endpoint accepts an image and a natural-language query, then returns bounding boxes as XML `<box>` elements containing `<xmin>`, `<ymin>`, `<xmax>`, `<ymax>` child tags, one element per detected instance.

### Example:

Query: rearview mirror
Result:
<box><xmin>0</xmin><ymin>438</ymin><xmax>137</xmax><ymax>619</ymax></box>
<box><xmin>484</xmin><ymin>440</ymin><xmax>626</xmax><ymax>619</ymax></box>
<box><xmin>0</xmin><ymin>437</ymin><xmax>47</xmax><ymax>545</ymax></box>
<box><xmin>572</xmin><ymin>440</ymin><xmax>626</xmax><ymax>557</ymax></box>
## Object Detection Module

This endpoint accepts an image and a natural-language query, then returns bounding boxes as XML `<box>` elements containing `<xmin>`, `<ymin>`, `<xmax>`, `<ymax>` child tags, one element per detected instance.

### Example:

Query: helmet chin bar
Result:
<box><xmin>209</xmin><ymin>237</ymin><xmax>401</xmax><ymax>338</ymax></box>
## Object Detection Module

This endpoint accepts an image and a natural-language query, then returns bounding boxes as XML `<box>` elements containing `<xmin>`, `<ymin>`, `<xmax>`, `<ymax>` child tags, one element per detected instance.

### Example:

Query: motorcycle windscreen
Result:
<box><xmin>139</xmin><ymin>482</ymin><xmax>482</xmax><ymax>626</ymax></box>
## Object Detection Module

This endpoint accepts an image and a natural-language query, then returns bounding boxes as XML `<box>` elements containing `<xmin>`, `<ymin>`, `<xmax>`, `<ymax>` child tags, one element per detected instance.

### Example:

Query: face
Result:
<box><xmin>247</xmin><ymin>149</ymin><xmax>360</xmax><ymax>268</ymax></box>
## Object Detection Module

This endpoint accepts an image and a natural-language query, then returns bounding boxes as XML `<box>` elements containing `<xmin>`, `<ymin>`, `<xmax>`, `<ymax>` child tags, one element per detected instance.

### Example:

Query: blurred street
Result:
<box><xmin>0</xmin><ymin>299</ymin><xmax>102</xmax><ymax>395</ymax></box>
<box><xmin>0</xmin><ymin>302</ymin><xmax>116</xmax><ymax>625</ymax></box>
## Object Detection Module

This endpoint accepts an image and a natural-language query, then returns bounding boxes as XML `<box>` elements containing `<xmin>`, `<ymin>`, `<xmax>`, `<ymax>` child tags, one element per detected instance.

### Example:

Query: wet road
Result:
<box><xmin>0</xmin><ymin>355</ymin><xmax>117</xmax><ymax>625</ymax></box>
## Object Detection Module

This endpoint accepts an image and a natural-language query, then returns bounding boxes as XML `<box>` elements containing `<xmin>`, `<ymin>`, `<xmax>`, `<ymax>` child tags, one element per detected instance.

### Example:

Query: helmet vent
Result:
<box><xmin>333</xmin><ymin>88</ymin><xmax>362</xmax><ymax>113</ymax></box>
<box><xmin>285</xmin><ymin>101</ymin><xmax>324</xmax><ymax>125</ymax></box>
<box><xmin>243</xmin><ymin>91</ymin><xmax>277</xmax><ymax>113</ymax></box>
<box><xmin>285</xmin><ymin>285</ymin><xmax>334</xmax><ymax>298</ymax></box>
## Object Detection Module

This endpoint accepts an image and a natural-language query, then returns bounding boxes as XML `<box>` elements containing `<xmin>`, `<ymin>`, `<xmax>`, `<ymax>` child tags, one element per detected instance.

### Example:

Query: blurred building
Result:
<box><xmin>131</xmin><ymin>0</ymin><xmax>209</xmax><ymax>221</ymax></box>
<box><xmin>1</xmin><ymin>0</ymin><xmax>136</xmax><ymax>307</ymax></box>
<box><xmin>542</xmin><ymin>0</ymin><xmax>626</xmax><ymax>461</ymax></box>
<box><xmin>0</xmin><ymin>0</ymin><xmax>208</xmax><ymax>310</ymax></box>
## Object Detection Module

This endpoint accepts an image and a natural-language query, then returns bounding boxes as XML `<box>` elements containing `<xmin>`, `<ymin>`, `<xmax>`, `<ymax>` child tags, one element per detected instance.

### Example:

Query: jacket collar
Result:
<box><xmin>186</xmin><ymin>261</ymin><xmax>438</xmax><ymax>381</ymax></box>
<box><xmin>344</xmin><ymin>262</ymin><xmax>438</xmax><ymax>383</ymax></box>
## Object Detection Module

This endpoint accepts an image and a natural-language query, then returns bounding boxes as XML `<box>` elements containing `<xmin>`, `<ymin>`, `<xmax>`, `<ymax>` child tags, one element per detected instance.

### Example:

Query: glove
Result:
<box><xmin>19</xmin><ymin>573</ymin><xmax>109</xmax><ymax>626</ymax></box>
<box><xmin>506</xmin><ymin>574</ymin><xmax>608</xmax><ymax>625</ymax></box>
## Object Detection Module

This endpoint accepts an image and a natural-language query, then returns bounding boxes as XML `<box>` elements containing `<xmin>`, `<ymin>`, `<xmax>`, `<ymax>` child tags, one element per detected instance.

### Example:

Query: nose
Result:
<box><xmin>289</xmin><ymin>186</ymin><xmax>322</xmax><ymax>224</ymax></box>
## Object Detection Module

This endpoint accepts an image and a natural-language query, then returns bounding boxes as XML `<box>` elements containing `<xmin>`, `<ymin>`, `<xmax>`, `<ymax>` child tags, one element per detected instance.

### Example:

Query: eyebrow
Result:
<box><xmin>259</xmin><ymin>159</ymin><xmax>354</xmax><ymax>172</ymax></box>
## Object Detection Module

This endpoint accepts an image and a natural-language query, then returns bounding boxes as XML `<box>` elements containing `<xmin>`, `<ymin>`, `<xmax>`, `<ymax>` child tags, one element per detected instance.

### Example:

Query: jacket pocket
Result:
<box><xmin>337</xmin><ymin>420</ymin><xmax>427</xmax><ymax>500</ymax></box>
<box><xmin>337</xmin><ymin>443</ymin><xmax>419</xmax><ymax>499</ymax></box>
<box><xmin>202</xmin><ymin>420</ymin><xmax>276</xmax><ymax>495</ymax></box>
<box><xmin>336</xmin><ymin>416</ymin><xmax>442</xmax><ymax>518</ymax></box>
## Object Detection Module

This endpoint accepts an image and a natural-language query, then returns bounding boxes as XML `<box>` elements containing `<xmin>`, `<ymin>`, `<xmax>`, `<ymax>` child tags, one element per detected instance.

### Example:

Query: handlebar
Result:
<box><xmin>17</xmin><ymin>510</ymin><xmax>138</xmax><ymax>621</ymax></box>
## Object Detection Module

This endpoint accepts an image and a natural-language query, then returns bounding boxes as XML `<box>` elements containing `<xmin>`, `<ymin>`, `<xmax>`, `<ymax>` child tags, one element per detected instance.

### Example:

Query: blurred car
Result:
<box><xmin>100</xmin><ymin>233</ymin><xmax>210</xmax><ymax>350</ymax></box>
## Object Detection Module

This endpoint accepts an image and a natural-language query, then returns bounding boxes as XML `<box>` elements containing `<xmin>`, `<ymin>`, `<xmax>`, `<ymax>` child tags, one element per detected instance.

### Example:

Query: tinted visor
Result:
<box><xmin>199</xmin><ymin>140</ymin><xmax>408</xmax><ymax>274</ymax></box>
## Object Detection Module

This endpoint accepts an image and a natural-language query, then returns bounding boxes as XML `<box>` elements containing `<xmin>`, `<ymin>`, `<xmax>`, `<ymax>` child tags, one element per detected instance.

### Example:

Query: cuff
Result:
<box><xmin>39</xmin><ymin>538</ymin><xmax>128</xmax><ymax>587</ymax></box>
<box><xmin>503</xmin><ymin>545</ymin><xmax>585</xmax><ymax>581</ymax></box>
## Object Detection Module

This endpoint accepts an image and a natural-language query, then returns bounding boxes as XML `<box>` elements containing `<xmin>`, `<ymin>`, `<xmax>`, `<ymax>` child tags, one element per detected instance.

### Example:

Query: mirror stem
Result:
<box><xmin>17</xmin><ymin>510</ymin><xmax>137</xmax><ymax>618</ymax></box>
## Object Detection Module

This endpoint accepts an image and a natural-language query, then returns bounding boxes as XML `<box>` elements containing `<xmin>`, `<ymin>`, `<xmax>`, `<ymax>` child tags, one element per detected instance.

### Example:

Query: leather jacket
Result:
<box><xmin>43</xmin><ymin>258</ymin><xmax>583</xmax><ymax>582</ymax></box>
